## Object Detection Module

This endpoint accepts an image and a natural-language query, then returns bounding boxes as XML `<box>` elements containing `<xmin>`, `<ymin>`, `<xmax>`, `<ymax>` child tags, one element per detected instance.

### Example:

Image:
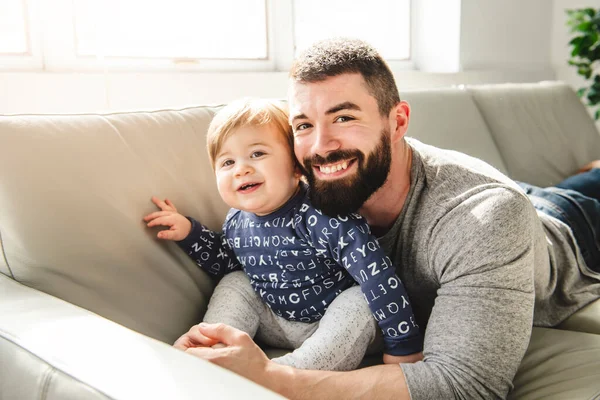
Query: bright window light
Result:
<box><xmin>0</xmin><ymin>0</ymin><xmax>29</xmax><ymax>54</ymax></box>
<box><xmin>293</xmin><ymin>0</ymin><xmax>411</xmax><ymax>60</ymax></box>
<box><xmin>73</xmin><ymin>0</ymin><xmax>268</xmax><ymax>59</ymax></box>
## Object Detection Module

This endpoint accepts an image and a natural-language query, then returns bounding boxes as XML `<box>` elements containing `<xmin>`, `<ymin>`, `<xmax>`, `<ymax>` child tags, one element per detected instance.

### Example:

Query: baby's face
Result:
<box><xmin>214</xmin><ymin>124</ymin><xmax>300</xmax><ymax>215</ymax></box>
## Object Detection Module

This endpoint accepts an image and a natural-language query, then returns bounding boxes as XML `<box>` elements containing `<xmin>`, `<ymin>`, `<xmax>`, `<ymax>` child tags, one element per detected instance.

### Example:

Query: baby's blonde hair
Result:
<box><xmin>207</xmin><ymin>98</ymin><xmax>293</xmax><ymax>168</ymax></box>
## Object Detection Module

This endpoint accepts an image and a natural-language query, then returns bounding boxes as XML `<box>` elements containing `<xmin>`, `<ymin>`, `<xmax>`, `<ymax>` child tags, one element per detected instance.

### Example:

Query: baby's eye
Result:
<box><xmin>251</xmin><ymin>151</ymin><xmax>266</xmax><ymax>158</ymax></box>
<box><xmin>335</xmin><ymin>115</ymin><xmax>354</xmax><ymax>123</ymax></box>
<box><xmin>221</xmin><ymin>159</ymin><xmax>234</xmax><ymax>167</ymax></box>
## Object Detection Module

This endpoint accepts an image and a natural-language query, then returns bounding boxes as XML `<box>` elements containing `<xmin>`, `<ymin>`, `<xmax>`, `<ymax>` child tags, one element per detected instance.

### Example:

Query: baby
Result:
<box><xmin>144</xmin><ymin>98</ymin><xmax>422</xmax><ymax>370</ymax></box>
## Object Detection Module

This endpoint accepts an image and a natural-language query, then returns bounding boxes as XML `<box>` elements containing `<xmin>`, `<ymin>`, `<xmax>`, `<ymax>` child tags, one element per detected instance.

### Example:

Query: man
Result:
<box><xmin>174</xmin><ymin>39</ymin><xmax>600</xmax><ymax>399</ymax></box>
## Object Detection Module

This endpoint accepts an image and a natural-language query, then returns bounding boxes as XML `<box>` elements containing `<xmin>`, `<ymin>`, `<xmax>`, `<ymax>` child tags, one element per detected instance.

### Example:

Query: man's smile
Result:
<box><xmin>314</xmin><ymin>159</ymin><xmax>357</xmax><ymax>179</ymax></box>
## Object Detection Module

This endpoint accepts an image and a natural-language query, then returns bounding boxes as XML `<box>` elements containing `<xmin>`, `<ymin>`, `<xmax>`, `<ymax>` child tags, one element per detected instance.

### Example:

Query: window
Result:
<box><xmin>0</xmin><ymin>0</ymin><xmax>29</xmax><ymax>54</ymax></box>
<box><xmin>293</xmin><ymin>0</ymin><xmax>411</xmax><ymax>60</ymax></box>
<box><xmin>73</xmin><ymin>0</ymin><xmax>267</xmax><ymax>59</ymax></box>
<box><xmin>1</xmin><ymin>0</ymin><xmax>412</xmax><ymax>72</ymax></box>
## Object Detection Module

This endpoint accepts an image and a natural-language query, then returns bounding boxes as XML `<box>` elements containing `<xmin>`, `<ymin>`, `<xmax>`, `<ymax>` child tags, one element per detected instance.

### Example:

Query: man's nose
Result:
<box><xmin>312</xmin><ymin>124</ymin><xmax>341</xmax><ymax>157</ymax></box>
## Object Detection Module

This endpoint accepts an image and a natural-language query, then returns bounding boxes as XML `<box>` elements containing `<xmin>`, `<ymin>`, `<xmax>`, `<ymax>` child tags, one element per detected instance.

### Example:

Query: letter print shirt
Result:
<box><xmin>177</xmin><ymin>183</ymin><xmax>422</xmax><ymax>356</ymax></box>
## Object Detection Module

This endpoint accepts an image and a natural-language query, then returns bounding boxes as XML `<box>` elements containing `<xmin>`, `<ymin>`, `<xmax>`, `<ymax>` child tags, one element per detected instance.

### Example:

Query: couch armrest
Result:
<box><xmin>0</xmin><ymin>274</ymin><xmax>283</xmax><ymax>400</ymax></box>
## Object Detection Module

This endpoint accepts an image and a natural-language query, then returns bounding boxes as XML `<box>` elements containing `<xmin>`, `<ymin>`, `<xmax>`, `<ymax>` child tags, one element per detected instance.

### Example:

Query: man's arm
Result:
<box><xmin>180</xmin><ymin>323</ymin><xmax>411</xmax><ymax>400</ymax></box>
<box><xmin>398</xmin><ymin>187</ymin><xmax>536</xmax><ymax>399</ymax></box>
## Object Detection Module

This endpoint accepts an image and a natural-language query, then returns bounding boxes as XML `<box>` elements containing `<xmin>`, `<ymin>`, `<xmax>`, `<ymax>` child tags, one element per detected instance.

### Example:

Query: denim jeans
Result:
<box><xmin>518</xmin><ymin>169</ymin><xmax>600</xmax><ymax>272</ymax></box>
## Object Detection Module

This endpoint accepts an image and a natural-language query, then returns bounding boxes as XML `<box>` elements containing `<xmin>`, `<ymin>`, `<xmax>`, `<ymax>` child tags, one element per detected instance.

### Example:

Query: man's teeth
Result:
<box><xmin>319</xmin><ymin>161</ymin><xmax>348</xmax><ymax>175</ymax></box>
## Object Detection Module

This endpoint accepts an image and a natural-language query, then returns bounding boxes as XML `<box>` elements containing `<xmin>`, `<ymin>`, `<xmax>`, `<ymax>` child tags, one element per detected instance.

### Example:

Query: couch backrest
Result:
<box><xmin>402</xmin><ymin>88</ymin><xmax>509</xmax><ymax>174</ymax></box>
<box><xmin>469</xmin><ymin>81</ymin><xmax>600</xmax><ymax>186</ymax></box>
<box><xmin>1</xmin><ymin>81</ymin><xmax>598</xmax><ymax>343</ymax></box>
<box><xmin>0</xmin><ymin>108</ymin><xmax>229</xmax><ymax>343</ymax></box>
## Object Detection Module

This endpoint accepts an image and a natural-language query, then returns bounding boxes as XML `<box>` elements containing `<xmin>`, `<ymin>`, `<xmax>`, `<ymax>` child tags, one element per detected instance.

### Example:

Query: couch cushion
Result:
<box><xmin>0</xmin><ymin>107</ymin><xmax>229</xmax><ymax>343</ymax></box>
<box><xmin>557</xmin><ymin>298</ymin><xmax>600</xmax><ymax>335</ymax></box>
<box><xmin>402</xmin><ymin>88</ymin><xmax>509</xmax><ymax>174</ymax></box>
<box><xmin>469</xmin><ymin>82</ymin><xmax>600</xmax><ymax>187</ymax></box>
<box><xmin>509</xmin><ymin>327</ymin><xmax>600</xmax><ymax>400</ymax></box>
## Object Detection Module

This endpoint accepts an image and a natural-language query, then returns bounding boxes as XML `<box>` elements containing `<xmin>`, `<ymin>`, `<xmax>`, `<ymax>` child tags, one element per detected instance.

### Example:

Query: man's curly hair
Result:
<box><xmin>290</xmin><ymin>38</ymin><xmax>400</xmax><ymax>117</ymax></box>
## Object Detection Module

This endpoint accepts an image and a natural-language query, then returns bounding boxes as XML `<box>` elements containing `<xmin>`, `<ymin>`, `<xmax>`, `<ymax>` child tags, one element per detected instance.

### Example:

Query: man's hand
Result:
<box><xmin>383</xmin><ymin>351</ymin><xmax>423</xmax><ymax>365</ymax></box>
<box><xmin>179</xmin><ymin>323</ymin><xmax>275</xmax><ymax>389</ymax></box>
<box><xmin>173</xmin><ymin>323</ymin><xmax>221</xmax><ymax>350</ymax></box>
<box><xmin>143</xmin><ymin>196</ymin><xmax>192</xmax><ymax>241</ymax></box>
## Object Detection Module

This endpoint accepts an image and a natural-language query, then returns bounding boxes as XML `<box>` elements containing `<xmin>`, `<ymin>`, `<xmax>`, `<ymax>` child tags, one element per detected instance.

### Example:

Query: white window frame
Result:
<box><xmin>0</xmin><ymin>0</ymin><xmax>415</xmax><ymax>72</ymax></box>
<box><xmin>0</xmin><ymin>0</ymin><xmax>43</xmax><ymax>70</ymax></box>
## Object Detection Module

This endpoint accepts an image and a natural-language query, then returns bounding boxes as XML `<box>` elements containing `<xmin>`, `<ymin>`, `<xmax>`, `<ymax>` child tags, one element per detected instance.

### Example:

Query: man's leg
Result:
<box><xmin>202</xmin><ymin>271</ymin><xmax>267</xmax><ymax>338</ymax></box>
<box><xmin>555</xmin><ymin>168</ymin><xmax>600</xmax><ymax>201</ymax></box>
<box><xmin>258</xmin><ymin>285</ymin><xmax>380</xmax><ymax>371</ymax></box>
<box><xmin>518</xmin><ymin>181</ymin><xmax>600</xmax><ymax>272</ymax></box>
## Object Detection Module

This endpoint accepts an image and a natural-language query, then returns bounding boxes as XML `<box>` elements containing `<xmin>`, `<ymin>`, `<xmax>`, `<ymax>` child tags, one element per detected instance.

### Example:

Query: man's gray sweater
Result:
<box><xmin>382</xmin><ymin>138</ymin><xmax>600</xmax><ymax>399</ymax></box>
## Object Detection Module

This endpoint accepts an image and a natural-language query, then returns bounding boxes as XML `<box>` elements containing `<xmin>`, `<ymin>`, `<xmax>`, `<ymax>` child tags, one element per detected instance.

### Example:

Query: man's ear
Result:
<box><xmin>390</xmin><ymin>101</ymin><xmax>410</xmax><ymax>143</ymax></box>
<box><xmin>294</xmin><ymin>163</ymin><xmax>305</xmax><ymax>179</ymax></box>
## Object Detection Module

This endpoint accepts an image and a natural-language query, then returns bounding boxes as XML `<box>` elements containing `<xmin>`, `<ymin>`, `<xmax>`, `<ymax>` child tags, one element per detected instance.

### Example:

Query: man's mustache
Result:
<box><xmin>303</xmin><ymin>149</ymin><xmax>363</xmax><ymax>166</ymax></box>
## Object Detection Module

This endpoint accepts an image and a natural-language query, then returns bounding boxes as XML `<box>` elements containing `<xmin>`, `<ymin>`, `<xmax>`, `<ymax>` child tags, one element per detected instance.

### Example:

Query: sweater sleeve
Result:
<box><xmin>401</xmin><ymin>188</ymin><xmax>536</xmax><ymax>400</ymax></box>
<box><xmin>302</xmin><ymin>208</ymin><xmax>422</xmax><ymax>356</ymax></box>
<box><xmin>176</xmin><ymin>216</ymin><xmax>242</xmax><ymax>279</ymax></box>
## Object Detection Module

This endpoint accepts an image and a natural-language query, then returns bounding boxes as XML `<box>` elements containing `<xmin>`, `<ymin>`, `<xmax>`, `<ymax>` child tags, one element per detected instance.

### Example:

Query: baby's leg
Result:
<box><xmin>202</xmin><ymin>271</ymin><xmax>268</xmax><ymax>338</ymax></box>
<box><xmin>264</xmin><ymin>285</ymin><xmax>379</xmax><ymax>371</ymax></box>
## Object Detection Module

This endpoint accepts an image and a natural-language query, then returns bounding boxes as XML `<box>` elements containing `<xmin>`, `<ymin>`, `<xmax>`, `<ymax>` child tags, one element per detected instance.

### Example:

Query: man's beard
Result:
<box><xmin>302</xmin><ymin>129</ymin><xmax>392</xmax><ymax>216</ymax></box>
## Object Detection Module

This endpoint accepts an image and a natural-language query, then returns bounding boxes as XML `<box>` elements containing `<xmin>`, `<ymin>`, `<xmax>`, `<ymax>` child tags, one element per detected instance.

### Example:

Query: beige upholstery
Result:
<box><xmin>469</xmin><ymin>81</ymin><xmax>600</xmax><ymax>187</ymax></box>
<box><xmin>0</xmin><ymin>108</ymin><xmax>227</xmax><ymax>344</ymax></box>
<box><xmin>402</xmin><ymin>88</ymin><xmax>509</xmax><ymax>174</ymax></box>
<box><xmin>0</xmin><ymin>274</ymin><xmax>283</xmax><ymax>399</ymax></box>
<box><xmin>1</xmin><ymin>82</ymin><xmax>599</xmax><ymax>399</ymax></box>
<box><xmin>510</xmin><ymin>328</ymin><xmax>600</xmax><ymax>400</ymax></box>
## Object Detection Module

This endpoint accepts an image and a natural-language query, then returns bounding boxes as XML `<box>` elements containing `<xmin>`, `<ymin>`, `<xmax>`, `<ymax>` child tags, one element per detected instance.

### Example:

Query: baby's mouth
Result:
<box><xmin>238</xmin><ymin>182</ymin><xmax>262</xmax><ymax>192</ymax></box>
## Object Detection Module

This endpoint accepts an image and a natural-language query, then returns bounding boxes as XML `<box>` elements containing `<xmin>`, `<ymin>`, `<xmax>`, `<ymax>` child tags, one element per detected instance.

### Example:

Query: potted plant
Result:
<box><xmin>566</xmin><ymin>8</ymin><xmax>600</xmax><ymax>119</ymax></box>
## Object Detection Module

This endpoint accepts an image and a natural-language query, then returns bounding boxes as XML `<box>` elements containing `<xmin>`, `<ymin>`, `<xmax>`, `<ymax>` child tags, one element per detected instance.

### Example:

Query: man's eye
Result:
<box><xmin>335</xmin><ymin>115</ymin><xmax>354</xmax><ymax>123</ymax></box>
<box><xmin>251</xmin><ymin>151</ymin><xmax>265</xmax><ymax>158</ymax></box>
<box><xmin>221</xmin><ymin>159</ymin><xmax>234</xmax><ymax>167</ymax></box>
<box><xmin>295</xmin><ymin>123</ymin><xmax>312</xmax><ymax>131</ymax></box>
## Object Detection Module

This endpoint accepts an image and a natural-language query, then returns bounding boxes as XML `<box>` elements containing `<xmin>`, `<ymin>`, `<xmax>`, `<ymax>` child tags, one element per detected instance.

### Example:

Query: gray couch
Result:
<box><xmin>1</xmin><ymin>81</ymin><xmax>600</xmax><ymax>399</ymax></box>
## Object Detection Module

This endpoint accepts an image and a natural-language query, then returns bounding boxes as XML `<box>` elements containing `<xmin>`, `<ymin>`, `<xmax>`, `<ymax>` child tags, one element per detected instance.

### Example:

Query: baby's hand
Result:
<box><xmin>143</xmin><ymin>196</ymin><xmax>192</xmax><ymax>241</ymax></box>
<box><xmin>383</xmin><ymin>352</ymin><xmax>423</xmax><ymax>365</ymax></box>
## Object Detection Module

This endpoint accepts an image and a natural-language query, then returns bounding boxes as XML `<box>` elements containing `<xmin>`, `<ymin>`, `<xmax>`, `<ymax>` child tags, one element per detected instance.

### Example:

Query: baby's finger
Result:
<box><xmin>151</xmin><ymin>196</ymin><xmax>170</xmax><ymax>211</ymax></box>
<box><xmin>143</xmin><ymin>210</ymin><xmax>172</xmax><ymax>222</ymax></box>
<box><xmin>165</xmin><ymin>199</ymin><xmax>177</xmax><ymax>212</ymax></box>
<box><xmin>157</xmin><ymin>229</ymin><xmax>179</xmax><ymax>240</ymax></box>
<box><xmin>147</xmin><ymin>215</ymin><xmax>175</xmax><ymax>228</ymax></box>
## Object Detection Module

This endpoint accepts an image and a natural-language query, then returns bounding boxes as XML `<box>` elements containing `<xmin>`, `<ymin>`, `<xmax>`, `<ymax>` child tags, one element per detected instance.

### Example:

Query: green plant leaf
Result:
<box><xmin>569</xmin><ymin>36</ymin><xmax>585</xmax><ymax>46</ymax></box>
<box><xmin>567</xmin><ymin>9</ymin><xmax>600</xmax><ymax>115</ymax></box>
<box><xmin>587</xmin><ymin>89</ymin><xmax>600</xmax><ymax>104</ymax></box>
<box><xmin>576</xmin><ymin>21</ymin><xmax>593</xmax><ymax>32</ymax></box>
<box><xmin>569</xmin><ymin>60</ymin><xmax>590</xmax><ymax>68</ymax></box>
<box><xmin>584</xmin><ymin>8</ymin><xmax>597</xmax><ymax>18</ymax></box>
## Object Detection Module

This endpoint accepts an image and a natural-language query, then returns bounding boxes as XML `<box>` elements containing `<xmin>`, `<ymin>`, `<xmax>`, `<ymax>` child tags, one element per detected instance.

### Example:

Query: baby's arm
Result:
<box><xmin>176</xmin><ymin>216</ymin><xmax>241</xmax><ymax>278</ymax></box>
<box><xmin>304</xmin><ymin>209</ymin><xmax>422</xmax><ymax>360</ymax></box>
<box><xmin>144</xmin><ymin>197</ymin><xmax>241</xmax><ymax>278</ymax></box>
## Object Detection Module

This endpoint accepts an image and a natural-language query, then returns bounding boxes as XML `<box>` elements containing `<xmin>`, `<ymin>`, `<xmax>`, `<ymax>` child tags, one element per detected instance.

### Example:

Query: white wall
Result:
<box><xmin>460</xmin><ymin>0</ymin><xmax>553</xmax><ymax>71</ymax></box>
<box><xmin>0</xmin><ymin>0</ymin><xmax>558</xmax><ymax>115</ymax></box>
<box><xmin>413</xmin><ymin>0</ymin><xmax>461</xmax><ymax>72</ymax></box>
